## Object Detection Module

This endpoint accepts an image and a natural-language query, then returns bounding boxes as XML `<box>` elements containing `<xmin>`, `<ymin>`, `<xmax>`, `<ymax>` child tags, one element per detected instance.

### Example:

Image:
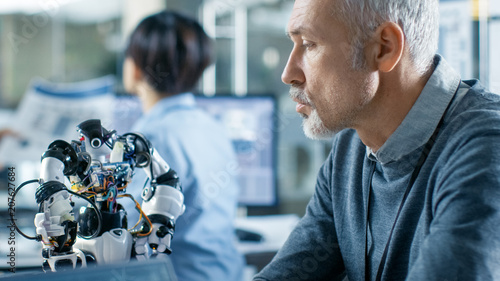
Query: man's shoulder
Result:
<box><xmin>441</xmin><ymin>80</ymin><xmax>500</xmax><ymax>150</ymax></box>
<box><xmin>462</xmin><ymin>79</ymin><xmax>500</xmax><ymax>105</ymax></box>
<box><xmin>448</xmin><ymin>80</ymin><xmax>500</xmax><ymax>130</ymax></box>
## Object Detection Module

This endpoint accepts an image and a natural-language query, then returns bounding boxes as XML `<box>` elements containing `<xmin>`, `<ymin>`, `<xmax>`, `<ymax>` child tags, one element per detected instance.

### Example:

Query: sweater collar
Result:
<box><xmin>367</xmin><ymin>55</ymin><xmax>461</xmax><ymax>164</ymax></box>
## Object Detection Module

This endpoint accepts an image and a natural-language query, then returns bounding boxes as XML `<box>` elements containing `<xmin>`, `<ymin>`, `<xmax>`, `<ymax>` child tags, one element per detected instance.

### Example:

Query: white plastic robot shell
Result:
<box><xmin>40</xmin><ymin>157</ymin><xmax>65</xmax><ymax>184</ymax></box>
<box><xmin>45</xmin><ymin>250</ymin><xmax>86</xmax><ymax>272</ymax></box>
<box><xmin>141</xmin><ymin>185</ymin><xmax>185</xmax><ymax>220</ymax></box>
<box><xmin>47</xmin><ymin>191</ymin><xmax>74</xmax><ymax>222</ymax></box>
<box><xmin>34</xmin><ymin>191</ymin><xmax>74</xmax><ymax>238</ymax></box>
<box><xmin>35</xmin><ymin>213</ymin><xmax>65</xmax><ymax>238</ymax></box>
<box><xmin>109</xmin><ymin>141</ymin><xmax>124</xmax><ymax>163</ymax></box>
<box><xmin>83</xmin><ymin>136</ymin><xmax>111</xmax><ymax>160</ymax></box>
<box><xmin>74</xmin><ymin>229</ymin><xmax>133</xmax><ymax>264</ymax></box>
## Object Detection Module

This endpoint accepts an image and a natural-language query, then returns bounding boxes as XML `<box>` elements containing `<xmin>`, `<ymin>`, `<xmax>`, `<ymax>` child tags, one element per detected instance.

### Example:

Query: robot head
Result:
<box><xmin>77</xmin><ymin>120</ymin><xmax>115</xmax><ymax>158</ymax></box>
<box><xmin>77</xmin><ymin>120</ymin><xmax>114</xmax><ymax>149</ymax></box>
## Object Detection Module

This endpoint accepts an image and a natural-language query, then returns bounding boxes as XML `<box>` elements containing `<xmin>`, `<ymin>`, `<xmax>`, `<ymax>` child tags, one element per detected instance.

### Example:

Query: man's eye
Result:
<box><xmin>302</xmin><ymin>41</ymin><xmax>315</xmax><ymax>49</ymax></box>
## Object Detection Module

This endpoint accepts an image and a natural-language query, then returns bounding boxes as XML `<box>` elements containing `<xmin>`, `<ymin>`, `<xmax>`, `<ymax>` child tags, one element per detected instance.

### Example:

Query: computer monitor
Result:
<box><xmin>112</xmin><ymin>94</ymin><xmax>278</xmax><ymax>207</ymax></box>
<box><xmin>195</xmin><ymin>95</ymin><xmax>278</xmax><ymax>207</ymax></box>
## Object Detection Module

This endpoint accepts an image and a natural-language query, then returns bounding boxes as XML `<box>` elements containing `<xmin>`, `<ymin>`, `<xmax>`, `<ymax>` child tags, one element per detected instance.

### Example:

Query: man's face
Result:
<box><xmin>283</xmin><ymin>0</ymin><xmax>376</xmax><ymax>139</ymax></box>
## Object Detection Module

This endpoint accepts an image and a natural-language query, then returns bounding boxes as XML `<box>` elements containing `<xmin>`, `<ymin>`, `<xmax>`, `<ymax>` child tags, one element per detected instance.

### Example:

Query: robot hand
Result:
<box><xmin>134</xmin><ymin>187</ymin><xmax>184</xmax><ymax>255</ymax></box>
<box><xmin>134</xmin><ymin>222</ymin><xmax>174</xmax><ymax>259</ymax></box>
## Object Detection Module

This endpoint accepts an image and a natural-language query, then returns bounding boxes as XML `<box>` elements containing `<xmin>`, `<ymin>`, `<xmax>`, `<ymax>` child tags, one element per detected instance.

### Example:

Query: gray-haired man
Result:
<box><xmin>254</xmin><ymin>0</ymin><xmax>500</xmax><ymax>280</ymax></box>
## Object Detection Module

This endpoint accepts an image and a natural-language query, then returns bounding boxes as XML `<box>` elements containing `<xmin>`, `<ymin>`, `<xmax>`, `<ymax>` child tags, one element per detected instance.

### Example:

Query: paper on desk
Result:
<box><xmin>235</xmin><ymin>214</ymin><xmax>300</xmax><ymax>254</ymax></box>
<box><xmin>0</xmin><ymin>76</ymin><xmax>115</xmax><ymax>165</ymax></box>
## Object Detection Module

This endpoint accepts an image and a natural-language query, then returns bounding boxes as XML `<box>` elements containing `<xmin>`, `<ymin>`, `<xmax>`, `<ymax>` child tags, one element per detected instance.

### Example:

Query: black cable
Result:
<box><xmin>123</xmin><ymin>133</ymin><xmax>151</xmax><ymax>154</ymax></box>
<box><xmin>67</xmin><ymin>189</ymin><xmax>103</xmax><ymax>239</ymax></box>
<box><xmin>10</xmin><ymin>179</ymin><xmax>41</xmax><ymax>240</ymax></box>
<box><xmin>134</xmin><ymin>151</ymin><xmax>151</xmax><ymax>168</ymax></box>
<box><xmin>10</xmin><ymin>179</ymin><xmax>103</xmax><ymax>241</ymax></box>
<box><xmin>78</xmin><ymin>152</ymin><xmax>92</xmax><ymax>174</ymax></box>
<box><xmin>123</xmin><ymin>133</ymin><xmax>154</xmax><ymax>174</ymax></box>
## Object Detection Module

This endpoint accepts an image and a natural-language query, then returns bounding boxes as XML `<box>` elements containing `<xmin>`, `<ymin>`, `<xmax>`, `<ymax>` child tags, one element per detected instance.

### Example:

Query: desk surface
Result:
<box><xmin>0</xmin><ymin>258</ymin><xmax>177</xmax><ymax>281</ymax></box>
<box><xmin>0</xmin><ymin>211</ymin><xmax>300</xmax><ymax>278</ymax></box>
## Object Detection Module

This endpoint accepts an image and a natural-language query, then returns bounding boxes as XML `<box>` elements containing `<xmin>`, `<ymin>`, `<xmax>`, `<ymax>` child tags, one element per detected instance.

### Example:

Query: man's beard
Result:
<box><xmin>289</xmin><ymin>87</ymin><xmax>336</xmax><ymax>140</ymax></box>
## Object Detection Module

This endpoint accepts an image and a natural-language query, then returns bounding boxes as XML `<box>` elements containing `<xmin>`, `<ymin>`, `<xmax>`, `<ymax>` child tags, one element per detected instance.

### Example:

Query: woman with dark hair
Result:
<box><xmin>122</xmin><ymin>11</ymin><xmax>244</xmax><ymax>281</ymax></box>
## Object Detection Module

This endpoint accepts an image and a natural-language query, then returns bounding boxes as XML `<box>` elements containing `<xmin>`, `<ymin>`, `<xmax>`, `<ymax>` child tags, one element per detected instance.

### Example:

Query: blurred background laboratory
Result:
<box><xmin>0</xmin><ymin>0</ymin><xmax>499</xmax><ymax>280</ymax></box>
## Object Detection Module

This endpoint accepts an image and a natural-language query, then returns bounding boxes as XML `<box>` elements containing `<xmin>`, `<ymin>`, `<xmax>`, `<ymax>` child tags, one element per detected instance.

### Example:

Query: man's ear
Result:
<box><xmin>367</xmin><ymin>22</ymin><xmax>405</xmax><ymax>72</ymax></box>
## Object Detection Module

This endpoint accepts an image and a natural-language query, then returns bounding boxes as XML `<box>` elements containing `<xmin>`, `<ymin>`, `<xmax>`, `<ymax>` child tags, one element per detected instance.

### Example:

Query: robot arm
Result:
<box><xmin>33</xmin><ymin>140</ymin><xmax>89</xmax><ymax>271</ymax></box>
<box><xmin>127</xmin><ymin>133</ymin><xmax>185</xmax><ymax>257</ymax></box>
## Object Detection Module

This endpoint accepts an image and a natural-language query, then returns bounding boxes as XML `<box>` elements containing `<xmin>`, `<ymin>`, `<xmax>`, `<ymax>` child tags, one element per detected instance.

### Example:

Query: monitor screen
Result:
<box><xmin>196</xmin><ymin>95</ymin><xmax>278</xmax><ymax>207</ymax></box>
<box><xmin>112</xmin><ymin>94</ymin><xmax>278</xmax><ymax>207</ymax></box>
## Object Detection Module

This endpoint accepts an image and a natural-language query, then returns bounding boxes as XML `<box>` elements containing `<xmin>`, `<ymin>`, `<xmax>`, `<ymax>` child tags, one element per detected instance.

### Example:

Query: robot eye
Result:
<box><xmin>90</xmin><ymin>138</ymin><xmax>102</xmax><ymax>149</ymax></box>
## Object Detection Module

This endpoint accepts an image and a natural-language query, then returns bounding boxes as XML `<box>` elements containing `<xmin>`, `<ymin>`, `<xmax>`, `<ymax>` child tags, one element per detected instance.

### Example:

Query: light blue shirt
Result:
<box><xmin>126</xmin><ymin>93</ymin><xmax>244</xmax><ymax>281</ymax></box>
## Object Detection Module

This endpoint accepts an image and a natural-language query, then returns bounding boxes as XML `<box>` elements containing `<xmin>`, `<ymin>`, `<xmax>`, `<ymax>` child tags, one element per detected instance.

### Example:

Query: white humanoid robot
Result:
<box><xmin>12</xmin><ymin>119</ymin><xmax>185</xmax><ymax>272</ymax></box>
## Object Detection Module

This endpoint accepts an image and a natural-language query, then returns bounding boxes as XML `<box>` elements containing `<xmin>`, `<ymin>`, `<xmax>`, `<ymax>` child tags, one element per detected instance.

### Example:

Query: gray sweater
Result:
<box><xmin>254</xmin><ymin>56</ymin><xmax>500</xmax><ymax>281</ymax></box>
